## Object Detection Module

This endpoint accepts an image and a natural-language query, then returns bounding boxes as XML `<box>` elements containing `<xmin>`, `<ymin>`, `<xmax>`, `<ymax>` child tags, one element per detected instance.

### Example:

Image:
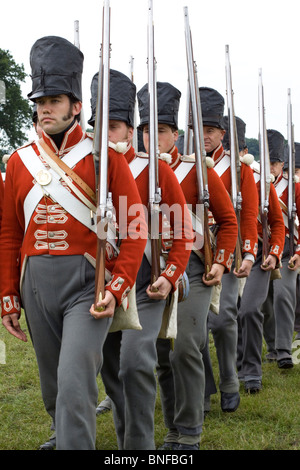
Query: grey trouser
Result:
<box><xmin>237</xmin><ymin>243</ymin><xmax>271</xmax><ymax>380</ymax></box>
<box><xmin>206</xmin><ymin>268</ymin><xmax>240</xmax><ymax>393</ymax></box>
<box><xmin>101</xmin><ymin>255</ymin><xmax>165</xmax><ymax>450</ymax></box>
<box><xmin>22</xmin><ymin>255</ymin><xmax>112</xmax><ymax>450</ymax></box>
<box><xmin>156</xmin><ymin>252</ymin><xmax>212</xmax><ymax>440</ymax></box>
<box><xmin>262</xmin><ymin>238</ymin><xmax>297</xmax><ymax>354</ymax></box>
<box><xmin>295</xmin><ymin>275</ymin><xmax>300</xmax><ymax>333</ymax></box>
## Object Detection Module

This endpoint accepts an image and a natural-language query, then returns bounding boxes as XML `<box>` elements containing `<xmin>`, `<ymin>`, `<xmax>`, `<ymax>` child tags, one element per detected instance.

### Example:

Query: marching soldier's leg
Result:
<box><xmin>56</xmin><ymin>301</ymin><xmax>110</xmax><ymax>450</ymax></box>
<box><xmin>54</xmin><ymin>258</ymin><xmax>111</xmax><ymax>450</ymax></box>
<box><xmin>21</xmin><ymin>258</ymin><xmax>60</xmax><ymax>429</ymax></box>
<box><xmin>262</xmin><ymin>282</ymin><xmax>277</xmax><ymax>361</ymax></box>
<box><xmin>273</xmin><ymin>250</ymin><xmax>297</xmax><ymax>368</ymax></box>
<box><xmin>239</xmin><ymin>249</ymin><xmax>271</xmax><ymax>393</ymax></box>
<box><xmin>22</xmin><ymin>255</ymin><xmax>110</xmax><ymax>450</ymax></box>
<box><xmin>156</xmin><ymin>338</ymin><xmax>179</xmax><ymax>447</ymax></box>
<box><xmin>119</xmin><ymin>296</ymin><xmax>165</xmax><ymax>450</ymax></box>
<box><xmin>101</xmin><ymin>331</ymin><xmax>125</xmax><ymax>449</ymax></box>
<box><xmin>201</xmin><ymin>324</ymin><xmax>217</xmax><ymax>414</ymax></box>
<box><xmin>170</xmin><ymin>253</ymin><xmax>212</xmax><ymax>448</ymax></box>
<box><xmin>295</xmin><ymin>275</ymin><xmax>300</xmax><ymax>340</ymax></box>
<box><xmin>208</xmin><ymin>270</ymin><xmax>240</xmax><ymax>411</ymax></box>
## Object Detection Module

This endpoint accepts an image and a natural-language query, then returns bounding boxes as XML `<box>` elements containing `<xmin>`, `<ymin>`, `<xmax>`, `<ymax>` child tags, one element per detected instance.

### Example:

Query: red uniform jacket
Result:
<box><xmin>273</xmin><ymin>171</ymin><xmax>300</xmax><ymax>255</ymax></box>
<box><xmin>123</xmin><ymin>145</ymin><xmax>193</xmax><ymax>290</ymax></box>
<box><xmin>208</xmin><ymin>144</ymin><xmax>258</xmax><ymax>259</ymax></box>
<box><xmin>169</xmin><ymin>146</ymin><xmax>238</xmax><ymax>272</ymax></box>
<box><xmin>0</xmin><ymin>172</ymin><xmax>4</xmax><ymax>230</ymax></box>
<box><xmin>0</xmin><ymin>122</ymin><xmax>147</xmax><ymax>317</ymax></box>
<box><xmin>253</xmin><ymin>169</ymin><xmax>285</xmax><ymax>261</ymax></box>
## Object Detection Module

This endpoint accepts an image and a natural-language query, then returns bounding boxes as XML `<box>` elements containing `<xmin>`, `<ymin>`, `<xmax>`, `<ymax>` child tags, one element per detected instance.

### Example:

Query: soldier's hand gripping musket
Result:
<box><xmin>225</xmin><ymin>45</ymin><xmax>243</xmax><ymax>271</ymax></box>
<box><xmin>93</xmin><ymin>0</ymin><xmax>113</xmax><ymax>312</ymax></box>
<box><xmin>147</xmin><ymin>0</ymin><xmax>162</xmax><ymax>289</ymax></box>
<box><xmin>183</xmin><ymin>6</ymin><xmax>213</xmax><ymax>278</ymax></box>
<box><xmin>287</xmin><ymin>88</ymin><xmax>297</xmax><ymax>268</ymax></box>
<box><xmin>258</xmin><ymin>69</ymin><xmax>271</xmax><ymax>267</ymax></box>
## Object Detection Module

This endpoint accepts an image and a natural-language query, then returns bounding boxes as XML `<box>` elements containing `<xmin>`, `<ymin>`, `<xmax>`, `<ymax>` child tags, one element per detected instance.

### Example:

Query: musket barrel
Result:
<box><xmin>258</xmin><ymin>69</ymin><xmax>270</xmax><ymax>213</ymax></box>
<box><xmin>183</xmin><ymin>6</ymin><xmax>212</xmax><ymax>274</ymax></box>
<box><xmin>225</xmin><ymin>44</ymin><xmax>243</xmax><ymax>269</ymax></box>
<box><xmin>129</xmin><ymin>56</ymin><xmax>138</xmax><ymax>151</ymax></box>
<box><xmin>287</xmin><ymin>88</ymin><xmax>296</xmax><ymax>264</ymax></box>
<box><xmin>183</xmin><ymin>6</ymin><xmax>207</xmax><ymax>206</ymax></box>
<box><xmin>74</xmin><ymin>20</ymin><xmax>80</xmax><ymax>49</ymax></box>
<box><xmin>258</xmin><ymin>69</ymin><xmax>271</xmax><ymax>262</ymax></box>
<box><xmin>225</xmin><ymin>45</ymin><xmax>240</xmax><ymax>211</ymax></box>
<box><xmin>183</xmin><ymin>81</ymin><xmax>193</xmax><ymax>156</ymax></box>
<box><xmin>147</xmin><ymin>0</ymin><xmax>160</xmax><ymax>207</ymax></box>
<box><xmin>147</xmin><ymin>0</ymin><xmax>161</xmax><ymax>286</ymax></box>
<box><xmin>287</xmin><ymin>88</ymin><xmax>296</xmax><ymax>220</ymax></box>
<box><xmin>99</xmin><ymin>1</ymin><xmax>111</xmax><ymax>218</ymax></box>
<box><xmin>74</xmin><ymin>20</ymin><xmax>86</xmax><ymax>131</ymax></box>
<box><xmin>93</xmin><ymin>0</ymin><xmax>111</xmax><ymax>308</ymax></box>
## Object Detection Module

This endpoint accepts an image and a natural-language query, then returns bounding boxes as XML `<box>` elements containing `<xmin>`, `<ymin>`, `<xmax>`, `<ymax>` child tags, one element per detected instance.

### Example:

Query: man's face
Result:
<box><xmin>143</xmin><ymin>123</ymin><xmax>178</xmax><ymax>154</ymax></box>
<box><xmin>36</xmin><ymin>94</ymin><xmax>81</xmax><ymax>135</ymax></box>
<box><xmin>270</xmin><ymin>161</ymin><xmax>284</xmax><ymax>178</ymax></box>
<box><xmin>108</xmin><ymin>120</ymin><xmax>133</xmax><ymax>145</ymax></box>
<box><xmin>203</xmin><ymin>126</ymin><xmax>225</xmax><ymax>153</ymax></box>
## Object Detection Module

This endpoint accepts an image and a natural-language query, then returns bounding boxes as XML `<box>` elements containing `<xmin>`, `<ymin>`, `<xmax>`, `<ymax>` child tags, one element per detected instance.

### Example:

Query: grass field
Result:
<box><xmin>0</xmin><ymin>317</ymin><xmax>299</xmax><ymax>451</ymax></box>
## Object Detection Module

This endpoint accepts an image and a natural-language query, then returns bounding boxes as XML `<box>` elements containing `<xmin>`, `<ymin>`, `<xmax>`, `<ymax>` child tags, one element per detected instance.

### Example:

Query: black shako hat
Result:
<box><xmin>137</xmin><ymin>82</ymin><xmax>181</xmax><ymax>129</ymax></box>
<box><xmin>28</xmin><ymin>36</ymin><xmax>84</xmax><ymax>102</ymax></box>
<box><xmin>88</xmin><ymin>69</ymin><xmax>136</xmax><ymax>128</ymax></box>
<box><xmin>199</xmin><ymin>87</ymin><xmax>225</xmax><ymax>129</ymax></box>
<box><xmin>222</xmin><ymin>116</ymin><xmax>247</xmax><ymax>151</ymax></box>
<box><xmin>295</xmin><ymin>143</ymin><xmax>300</xmax><ymax>168</ymax></box>
<box><xmin>267</xmin><ymin>129</ymin><xmax>285</xmax><ymax>162</ymax></box>
<box><xmin>283</xmin><ymin>141</ymin><xmax>300</xmax><ymax>169</ymax></box>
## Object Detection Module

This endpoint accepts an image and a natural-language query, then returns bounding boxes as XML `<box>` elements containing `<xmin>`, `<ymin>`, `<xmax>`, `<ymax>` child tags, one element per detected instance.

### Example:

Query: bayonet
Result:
<box><xmin>183</xmin><ymin>6</ymin><xmax>212</xmax><ymax>276</ymax></box>
<box><xmin>225</xmin><ymin>44</ymin><xmax>243</xmax><ymax>270</ymax></box>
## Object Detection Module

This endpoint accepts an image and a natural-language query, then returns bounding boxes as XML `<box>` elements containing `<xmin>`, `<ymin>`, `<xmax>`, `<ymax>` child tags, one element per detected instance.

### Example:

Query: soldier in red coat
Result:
<box><xmin>153</xmin><ymin>84</ymin><xmax>239</xmax><ymax>450</ymax></box>
<box><xmin>261</xmin><ymin>130</ymin><xmax>300</xmax><ymax>368</ymax></box>
<box><xmin>0</xmin><ymin>172</ymin><xmax>4</xmax><ymax>230</ymax></box>
<box><xmin>0</xmin><ymin>37</ymin><xmax>147</xmax><ymax>450</ymax></box>
<box><xmin>88</xmin><ymin>72</ymin><xmax>193</xmax><ymax>450</ymax></box>
<box><xmin>237</xmin><ymin>130</ymin><xmax>286</xmax><ymax>393</ymax></box>
<box><xmin>194</xmin><ymin>91</ymin><xmax>259</xmax><ymax>415</ymax></box>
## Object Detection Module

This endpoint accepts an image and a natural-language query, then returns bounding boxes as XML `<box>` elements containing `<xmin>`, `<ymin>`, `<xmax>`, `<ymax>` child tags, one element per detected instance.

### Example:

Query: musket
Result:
<box><xmin>183</xmin><ymin>6</ymin><xmax>213</xmax><ymax>276</ymax></box>
<box><xmin>183</xmin><ymin>81</ymin><xmax>193</xmax><ymax>156</ymax></box>
<box><xmin>129</xmin><ymin>55</ymin><xmax>138</xmax><ymax>151</ymax></box>
<box><xmin>74</xmin><ymin>20</ymin><xmax>86</xmax><ymax>132</ymax></box>
<box><xmin>93</xmin><ymin>0</ymin><xmax>113</xmax><ymax>311</ymax></box>
<box><xmin>147</xmin><ymin>0</ymin><xmax>161</xmax><ymax>288</ymax></box>
<box><xmin>225</xmin><ymin>45</ymin><xmax>243</xmax><ymax>271</ymax></box>
<box><xmin>287</xmin><ymin>88</ymin><xmax>296</xmax><ymax>267</ymax></box>
<box><xmin>258</xmin><ymin>69</ymin><xmax>271</xmax><ymax>265</ymax></box>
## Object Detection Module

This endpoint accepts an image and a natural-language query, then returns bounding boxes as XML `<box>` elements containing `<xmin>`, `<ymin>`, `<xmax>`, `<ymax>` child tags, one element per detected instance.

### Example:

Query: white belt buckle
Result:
<box><xmin>36</xmin><ymin>169</ymin><xmax>52</xmax><ymax>186</ymax></box>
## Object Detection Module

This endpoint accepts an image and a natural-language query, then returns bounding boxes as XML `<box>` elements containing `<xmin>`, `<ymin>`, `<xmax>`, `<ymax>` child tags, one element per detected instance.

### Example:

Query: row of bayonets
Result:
<box><xmin>73</xmin><ymin>1</ymin><xmax>297</xmax><ymax>306</ymax></box>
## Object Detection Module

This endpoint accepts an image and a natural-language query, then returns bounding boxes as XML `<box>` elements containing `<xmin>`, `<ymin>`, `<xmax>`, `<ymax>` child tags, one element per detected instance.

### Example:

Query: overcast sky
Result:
<box><xmin>1</xmin><ymin>0</ymin><xmax>300</xmax><ymax>142</ymax></box>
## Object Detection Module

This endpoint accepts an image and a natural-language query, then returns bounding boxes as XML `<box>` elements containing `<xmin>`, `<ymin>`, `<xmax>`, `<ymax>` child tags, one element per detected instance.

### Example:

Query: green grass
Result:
<box><xmin>0</xmin><ymin>318</ymin><xmax>299</xmax><ymax>450</ymax></box>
